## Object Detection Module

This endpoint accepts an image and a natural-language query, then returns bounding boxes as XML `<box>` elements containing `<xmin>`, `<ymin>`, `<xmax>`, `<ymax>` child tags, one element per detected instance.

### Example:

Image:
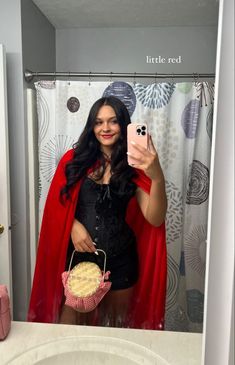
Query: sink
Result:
<box><xmin>8</xmin><ymin>336</ymin><xmax>171</xmax><ymax>365</ymax></box>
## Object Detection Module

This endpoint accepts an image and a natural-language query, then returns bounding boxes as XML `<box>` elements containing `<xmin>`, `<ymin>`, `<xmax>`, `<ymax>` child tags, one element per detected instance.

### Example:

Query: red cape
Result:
<box><xmin>28</xmin><ymin>150</ymin><xmax>167</xmax><ymax>329</ymax></box>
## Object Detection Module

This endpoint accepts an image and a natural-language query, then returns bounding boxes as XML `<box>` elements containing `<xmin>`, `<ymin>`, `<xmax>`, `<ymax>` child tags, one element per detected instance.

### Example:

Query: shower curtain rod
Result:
<box><xmin>24</xmin><ymin>69</ymin><xmax>215</xmax><ymax>83</ymax></box>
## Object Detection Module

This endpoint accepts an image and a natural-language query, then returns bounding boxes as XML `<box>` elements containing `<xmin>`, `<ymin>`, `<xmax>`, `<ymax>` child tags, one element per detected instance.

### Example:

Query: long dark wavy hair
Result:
<box><xmin>60</xmin><ymin>96</ymin><xmax>137</xmax><ymax>199</ymax></box>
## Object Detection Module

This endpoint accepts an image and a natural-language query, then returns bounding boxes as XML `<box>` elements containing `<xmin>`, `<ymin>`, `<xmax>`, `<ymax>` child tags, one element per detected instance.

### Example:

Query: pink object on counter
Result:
<box><xmin>0</xmin><ymin>285</ymin><xmax>11</xmax><ymax>340</ymax></box>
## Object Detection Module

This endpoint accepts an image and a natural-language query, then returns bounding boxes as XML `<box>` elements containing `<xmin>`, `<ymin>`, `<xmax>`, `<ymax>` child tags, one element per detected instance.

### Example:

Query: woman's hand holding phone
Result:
<box><xmin>127</xmin><ymin>124</ymin><xmax>164</xmax><ymax>182</ymax></box>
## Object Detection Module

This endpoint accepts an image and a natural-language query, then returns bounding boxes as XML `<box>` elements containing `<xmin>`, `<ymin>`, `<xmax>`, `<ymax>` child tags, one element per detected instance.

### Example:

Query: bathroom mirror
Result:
<box><xmin>1</xmin><ymin>0</ymin><xmax>220</xmax><ymax>334</ymax></box>
<box><xmin>28</xmin><ymin>0</ymin><xmax>219</xmax><ymax>332</ymax></box>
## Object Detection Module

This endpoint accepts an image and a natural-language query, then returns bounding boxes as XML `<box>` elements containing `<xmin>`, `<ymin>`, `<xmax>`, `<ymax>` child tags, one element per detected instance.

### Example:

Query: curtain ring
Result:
<box><xmin>88</xmin><ymin>72</ymin><xmax>92</xmax><ymax>86</ymax></box>
<box><xmin>110</xmin><ymin>72</ymin><xmax>113</xmax><ymax>84</ymax></box>
<box><xmin>36</xmin><ymin>71</ymin><xmax>41</xmax><ymax>85</ymax></box>
<box><xmin>197</xmin><ymin>73</ymin><xmax>201</xmax><ymax>88</ymax></box>
<box><xmin>133</xmin><ymin>72</ymin><xmax>136</xmax><ymax>86</ymax></box>
<box><xmin>193</xmin><ymin>72</ymin><xmax>199</xmax><ymax>86</ymax></box>
<box><xmin>154</xmin><ymin>72</ymin><xmax>157</xmax><ymax>85</ymax></box>
<box><xmin>171</xmin><ymin>72</ymin><xmax>175</xmax><ymax>83</ymax></box>
<box><xmin>53</xmin><ymin>72</ymin><xmax>56</xmax><ymax>85</ymax></box>
<box><xmin>68</xmin><ymin>72</ymin><xmax>71</xmax><ymax>86</ymax></box>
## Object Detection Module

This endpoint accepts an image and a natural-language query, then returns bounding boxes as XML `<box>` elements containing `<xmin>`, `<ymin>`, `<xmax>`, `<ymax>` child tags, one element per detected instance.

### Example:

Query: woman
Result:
<box><xmin>28</xmin><ymin>96</ymin><xmax>167</xmax><ymax>329</ymax></box>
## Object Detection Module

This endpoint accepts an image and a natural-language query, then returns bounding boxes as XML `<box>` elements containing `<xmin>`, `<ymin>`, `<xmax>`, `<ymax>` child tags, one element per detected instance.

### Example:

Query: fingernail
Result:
<box><xmin>131</xmin><ymin>141</ymin><xmax>136</xmax><ymax>145</ymax></box>
<box><xmin>95</xmin><ymin>251</ymin><xmax>99</xmax><ymax>256</ymax></box>
<box><xmin>93</xmin><ymin>242</ymin><xmax>97</xmax><ymax>246</ymax></box>
<box><xmin>126</xmin><ymin>152</ymin><xmax>131</xmax><ymax>155</ymax></box>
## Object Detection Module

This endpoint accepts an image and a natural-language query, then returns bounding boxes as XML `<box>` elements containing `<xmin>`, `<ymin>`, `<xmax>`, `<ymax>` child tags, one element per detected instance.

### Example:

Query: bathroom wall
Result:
<box><xmin>56</xmin><ymin>26</ymin><xmax>217</xmax><ymax>78</ymax></box>
<box><xmin>0</xmin><ymin>0</ymin><xmax>55</xmax><ymax>321</ymax></box>
<box><xmin>20</xmin><ymin>0</ymin><xmax>56</xmax><ymax>320</ymax></box>
<box><xmin>21</xmin><ymin>0</ymin><xmax>56</xmax><ymax>78</ymax></box>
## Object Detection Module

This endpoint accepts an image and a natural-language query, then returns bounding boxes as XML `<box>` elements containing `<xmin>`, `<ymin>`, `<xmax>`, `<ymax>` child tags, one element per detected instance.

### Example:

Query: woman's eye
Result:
<box><xmin>95</xmin><ymin>121</ymin><xmax>102</xmax><ymax>125</ymax></box>
<box><xmin>110</xmin><ymin>119</ymin><xmax>118</xmax><ymax>124</ymax></box>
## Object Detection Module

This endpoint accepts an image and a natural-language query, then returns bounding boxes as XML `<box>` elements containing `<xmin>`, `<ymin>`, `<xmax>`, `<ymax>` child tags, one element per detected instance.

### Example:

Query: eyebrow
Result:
<box><xmin>95</xmin><ymin>116</ymin><xmax>117</xmax><ymax>121</ymax></box>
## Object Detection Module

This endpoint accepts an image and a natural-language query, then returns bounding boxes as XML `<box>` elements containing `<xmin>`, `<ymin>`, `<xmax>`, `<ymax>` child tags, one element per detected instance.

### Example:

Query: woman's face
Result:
<box><xmin>93</xmin><ymin>105</ymin><xmax>121</xmax><ymax>152</ymax></box>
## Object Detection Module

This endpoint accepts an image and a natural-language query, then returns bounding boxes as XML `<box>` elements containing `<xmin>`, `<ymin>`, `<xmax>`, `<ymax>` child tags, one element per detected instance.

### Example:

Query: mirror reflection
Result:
<box><xmin>30</xmin><ymin>76</ymin><xmax>214</xmax><ymax>331</ymax></box>
<box><xmin>1</xmin><ymin>0</ymin><xmax>219</xmax><ymax>334</ymax></box>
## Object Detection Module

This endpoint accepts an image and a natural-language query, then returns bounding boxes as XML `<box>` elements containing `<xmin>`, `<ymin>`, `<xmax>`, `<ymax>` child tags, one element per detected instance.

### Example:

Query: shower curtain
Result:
<box><xmin>35</xmin><ymin>79</ymin><xmax>214</xmax><ymax>332</ymax></box>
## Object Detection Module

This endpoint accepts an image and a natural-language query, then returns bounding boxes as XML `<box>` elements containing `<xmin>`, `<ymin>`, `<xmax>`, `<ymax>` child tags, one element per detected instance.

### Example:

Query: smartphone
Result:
<box><xmin>127</xmin><ymin>123</ymin><xmax>148</xmax><ymax>165</ymax></box>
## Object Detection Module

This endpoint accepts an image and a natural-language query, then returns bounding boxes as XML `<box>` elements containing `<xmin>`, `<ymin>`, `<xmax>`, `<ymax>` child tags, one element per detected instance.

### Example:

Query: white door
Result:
<box><xmin>0</xmin><ymin>44</ymin><xmax>12</xmax><ymax>299</ymax></box>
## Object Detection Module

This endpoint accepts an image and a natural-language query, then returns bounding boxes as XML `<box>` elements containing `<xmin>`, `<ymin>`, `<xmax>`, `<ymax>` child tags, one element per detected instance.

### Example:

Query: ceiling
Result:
<box><xmin>32</xmin><ymin>0</ymin><xmax>219</xmax><ymax>29</ymax></box>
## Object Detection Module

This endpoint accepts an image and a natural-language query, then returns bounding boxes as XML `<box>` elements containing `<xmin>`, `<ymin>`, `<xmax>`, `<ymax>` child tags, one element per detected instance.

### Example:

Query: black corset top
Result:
<box><xmin>74</xmin><ymin>176</ymin><xmax>137</xmax><ymax>257</ymax></box>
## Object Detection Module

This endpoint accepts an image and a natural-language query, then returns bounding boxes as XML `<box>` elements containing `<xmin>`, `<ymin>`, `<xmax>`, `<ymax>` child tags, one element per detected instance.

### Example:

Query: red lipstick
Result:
<box><xmin>101</xmin><ymin>134</ymin><xmax>114</xmax><ymax>139</ymax></box>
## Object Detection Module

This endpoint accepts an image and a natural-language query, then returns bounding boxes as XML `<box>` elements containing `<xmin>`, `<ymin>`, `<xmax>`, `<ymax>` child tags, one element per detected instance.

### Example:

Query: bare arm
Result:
<box><xmin>136</xmin><ymin>176</ymin><xmax>167</xmax><ymax>227</ymax></box>
<box><xmin>71</xmin><ymin>219</ymin><xmax>97</xmax><ymax>253</ymax></box>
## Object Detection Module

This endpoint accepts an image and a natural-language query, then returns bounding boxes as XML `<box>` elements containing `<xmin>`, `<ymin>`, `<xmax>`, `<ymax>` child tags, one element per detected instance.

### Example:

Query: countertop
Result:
<box><xmin>0</xmin><ymin>321</ymin><xmax>202</xmax><ymax>365</ymax></box>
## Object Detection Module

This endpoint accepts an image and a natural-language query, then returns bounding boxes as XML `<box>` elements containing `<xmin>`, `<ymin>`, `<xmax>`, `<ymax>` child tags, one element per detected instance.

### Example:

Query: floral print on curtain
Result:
<box><xmin>35</xmin><ymin>79</ymin><xmax>214</xmax><ymax>332</ymax></box>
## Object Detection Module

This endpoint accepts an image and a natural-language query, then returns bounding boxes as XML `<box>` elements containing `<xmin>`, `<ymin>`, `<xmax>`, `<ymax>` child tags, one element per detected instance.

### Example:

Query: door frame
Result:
<box><xmin>0</xmin><ymin>43</ymin><xmax>12</xmax><ymax>300</ymax></box>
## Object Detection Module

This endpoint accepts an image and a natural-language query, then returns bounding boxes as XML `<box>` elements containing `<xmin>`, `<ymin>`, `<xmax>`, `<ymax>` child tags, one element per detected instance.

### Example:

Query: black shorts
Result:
<box><xmin>66</xmin><ymin>243</ymin><xmax>139</xmax><ymax>290</ymax></box>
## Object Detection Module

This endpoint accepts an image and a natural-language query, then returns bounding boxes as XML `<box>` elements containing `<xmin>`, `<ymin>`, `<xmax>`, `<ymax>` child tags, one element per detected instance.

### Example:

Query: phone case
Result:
<box><xmin>127</xmin><ymin>123</ymin><xmax>148</xmax><ymax>165</ymax></box>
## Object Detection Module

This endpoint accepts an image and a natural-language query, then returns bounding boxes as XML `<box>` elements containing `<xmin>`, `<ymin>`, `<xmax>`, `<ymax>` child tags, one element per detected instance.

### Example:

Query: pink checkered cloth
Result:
<box><xmin>62</xmin><ymin>270</ymin><xmax>111</xmax><ymax>313</ymax></box>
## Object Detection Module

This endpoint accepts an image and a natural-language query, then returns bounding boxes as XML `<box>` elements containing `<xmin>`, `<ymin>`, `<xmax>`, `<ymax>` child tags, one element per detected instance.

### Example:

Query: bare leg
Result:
<box><xmin>76</xmin><ymin>308</ymin><xmax>98</xmax><ymax>325</ymax></box>
<box><xmin>59</xmin><ymin>288</ymin><xmax>133</xmax><ymax>327</ymax></box>
<box><xmin>59</xmin><ymin>304</ymin><xmax>77</xmax><ymax>325</ymax></box>
<box><xmin>59</xmin><ymin>304</ymin><xmax>98</xmax><ymax>325</ymax></box>
<box><xmin>99</xmin><ymin>287</ymin><xmax>134</xmax><ymax>327</ymax></box>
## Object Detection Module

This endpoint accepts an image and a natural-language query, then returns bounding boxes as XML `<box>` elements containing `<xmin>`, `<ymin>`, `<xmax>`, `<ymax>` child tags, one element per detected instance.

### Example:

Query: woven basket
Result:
<box><xmin>62</xmin><ymin>249</ymin><xmax>111</xmax><ymax>312</ymax></box>
<box><xmin>67</xmin><ymin>261</ymin><xmax>102</xmax><ymax>297</ymax></box>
